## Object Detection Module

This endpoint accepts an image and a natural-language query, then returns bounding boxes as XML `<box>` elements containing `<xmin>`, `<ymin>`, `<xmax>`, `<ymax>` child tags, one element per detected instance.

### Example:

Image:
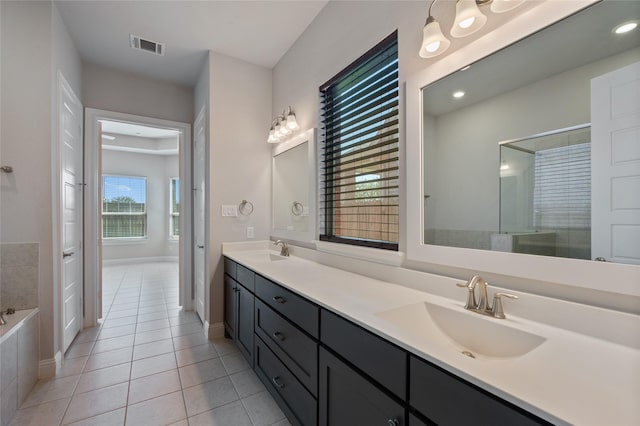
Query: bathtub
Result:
<box><xmin>0</xmin><ymin>308</ymin><xmax>39</xmax><ymax>426</ymax></box>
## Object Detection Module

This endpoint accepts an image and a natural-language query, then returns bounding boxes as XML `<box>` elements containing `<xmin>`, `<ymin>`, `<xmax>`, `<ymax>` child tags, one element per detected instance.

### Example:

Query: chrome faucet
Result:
<box><xmin>0</xmin><ymin>308</ymin><xmax>15</xmax><ymax>326</ymax></box>
<box><xmin>456</xmin><ymin>275</ymin><xmax>518</xmax><ymax>319</ymax></box>
<box><xmin>274</xmin><ymin>240</ymin><xmax>289</xmax><ymax>257</ymax></box>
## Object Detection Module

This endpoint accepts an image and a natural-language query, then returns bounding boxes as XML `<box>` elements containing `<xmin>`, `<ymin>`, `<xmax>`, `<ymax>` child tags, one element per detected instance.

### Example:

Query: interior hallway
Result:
<box><xmin>9</xmin><ymin>262</ymin><xmax>289</xmax><ymax>426</ymax></box>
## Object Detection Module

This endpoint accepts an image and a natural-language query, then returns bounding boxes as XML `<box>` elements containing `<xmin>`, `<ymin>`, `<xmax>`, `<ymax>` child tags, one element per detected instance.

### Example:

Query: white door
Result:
<box><xmin>591</xmin><ymin>61</ymin><xmax>640</xmax><ymax>264</ymax></box>
<box><xmin>193</xmin><ymin>109</ymin><xmax>206</xmax><ymax>322</ymax></box>
<box><xmin>59</xmin><ymin>74</ymin><xmax>84</xmax><ymax>352</ymax></box>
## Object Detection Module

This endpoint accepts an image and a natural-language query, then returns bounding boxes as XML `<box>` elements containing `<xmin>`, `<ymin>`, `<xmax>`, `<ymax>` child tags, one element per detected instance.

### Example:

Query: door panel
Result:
<box><xmin>60</xmin><ymin>74</ymin><xmax>83</xmax><ymax>353</ymax></box>
<box><xmin>591</xmin><ymin>61</ymin><xmax>640</xmax><ymax>264</ymax></box>
<box><xmin>193</xmin><ymin>109</ymin><xmax>206</xmax><ymax>322</ymax></box>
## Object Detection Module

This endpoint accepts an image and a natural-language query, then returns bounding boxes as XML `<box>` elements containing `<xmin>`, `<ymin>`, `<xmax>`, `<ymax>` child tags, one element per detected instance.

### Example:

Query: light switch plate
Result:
<box><xmin>221</xmin><ymin>205</ymin><xmax>238</xmax><ymax>217</ymax></box>
<box><xmin>246</xmin><ymin>226</ymin><xmax>255</xmax><ymax>239</ymax></box>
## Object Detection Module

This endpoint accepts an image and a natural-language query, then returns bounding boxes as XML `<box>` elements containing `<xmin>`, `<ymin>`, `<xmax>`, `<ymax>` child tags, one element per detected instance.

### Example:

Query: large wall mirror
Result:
<box><xmin>407</xmin><ymin>0</ymin><xmax>640</xmax><ymax>295</ymax></box>
<box><xmin>272</xmin><ymin>128</ymin><xmax>317</xmax><ymax>243</ymax></box>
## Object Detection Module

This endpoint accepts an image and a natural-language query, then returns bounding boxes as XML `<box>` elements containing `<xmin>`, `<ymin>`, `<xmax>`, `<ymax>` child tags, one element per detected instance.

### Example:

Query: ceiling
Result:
<box><xmin>55</xmin><ymin>0</ymin><xmax>329</xmax><ymax>87</ymax></box>
<box><xmin>101</xmin><ymin>120</ymin><xmax>179</xmax><ymax>138</ymax></box>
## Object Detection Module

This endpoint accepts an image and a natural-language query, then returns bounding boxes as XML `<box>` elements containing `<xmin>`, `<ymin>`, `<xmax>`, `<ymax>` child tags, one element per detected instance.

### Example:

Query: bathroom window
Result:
<box><xmin>170</xmin><ymin>177</ymin><xmax>180</xmax><ymax>238</ymax></box>
<box><xmin>102</xmin><ymin>175</ymin><xmax>147</xmax><ymax>239</ymax></box>
<box><xmin>319</xmin><ymin>31</ymin><xmax>399</xmax><ymax>250</ymax></box>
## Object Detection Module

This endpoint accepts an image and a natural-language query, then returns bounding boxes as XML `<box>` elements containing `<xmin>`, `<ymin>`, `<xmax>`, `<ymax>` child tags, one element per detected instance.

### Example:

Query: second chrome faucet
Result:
<box><xmin>456</xmin><ymin>275</ymin><xmax>518</xmax><ymax>319</ymax></box>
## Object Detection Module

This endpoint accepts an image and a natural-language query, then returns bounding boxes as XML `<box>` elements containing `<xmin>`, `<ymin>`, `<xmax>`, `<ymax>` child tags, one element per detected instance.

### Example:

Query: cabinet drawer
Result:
<box><xmin>255</xmin><ymin>275</ymin><xmax>319</xmax><ymax>338</ymax></box>
<box><xmin>320</xmin><ymin>309</ymin><xmax>406</xmax><ymax>399</ymax></box>
<box><xmin>255</xmin><ymin>299</ymin><xmax>318</xmax><ymax>396</ymax></box>
<box><xmin>236</xmin><ymin>264</ymin><xmax>255</xmax><ymax>293</ymax></box>
<box><xmin>255</xmin><ymin>336</ymin><xmax>317</xmax><ymax>426</ymax></box>
<box><xmin>319</xmin><ymin>347</ymin><xmax>405</xmax><ymax>426</ymax></box>
<box><xmin>224</xmin><ymin>257</ymin><xmax>237</xmax><ymax>280</ymax></box>
<box><xmin>410</xmin><ymin>356</ymin><xmax>548</xmax><ymax>426</ymax></box>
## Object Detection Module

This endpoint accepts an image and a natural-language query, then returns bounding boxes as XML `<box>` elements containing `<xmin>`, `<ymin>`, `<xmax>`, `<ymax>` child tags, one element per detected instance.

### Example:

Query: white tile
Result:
<box><xmin>133</xmin><ymin>338</ymin><xmax>174</xmax><ymax>361</ymax></box>
<box><xmin>75</xmin><ymin>363</ymin><xmax>131</xmax><ymax>394</ymax></box>
<box><xmin>84</xmin><ymin>347</ymin><xmax>133</xmax><ymax>372</ymax></box>
<box><xmin>270</xmin><ymin>419</ymin><xmax>293</xmax><ymax>426</ymax></box>
<box><xmin>188</xmin><ymin>400</ymin><xmax>253</xmax><ymax>426</ymax></box>
<box><xmin>170</xmin><ymin>322</ymin><xmax>203</xmax><ymax>338</ymax></box>
<box><xmin>97</xmin><ymin>324</ymin><xmax>136</xmax><ymax>341</ymax></box>
<box><xmin>73</xmin><ymin>327</ymin><xmax>102</xmax><ymax>344</ymax></box>
<box><xmin>131</xmin><ymin>352</ymin><xmax>176</xmax><ymax>380</ymax></box>
<box><xmin>134</xmin><ymin>328</ymin><xmax>172</xmax><ymax>345</ymax></box>
<box><xmin>178</xmin><ymin>358</ymin><xmax>227</xmax><ymax>389</ymax></box>
<box><xmin>221</xmin><ymin>352</ymin><xmax>250</xmax><ymax>375</ymax></box>
<box><xmin>100</xmin><ymin>316</ymin><xmax>137</xmax><ymax>329</ymax></box>
<box><xmin>168</xmin><ymin>312</ymin><xmax>200</xmax><ymax>325</ymax></box>
<box><xmin>212</xmin><ymin>338</ymin><xmax>240</xmax><ymax>356</ymax></box>
<box><xmin>182</xmin><ymin>376</ymin><xmax>239</xmax><ymax>417</ymax></box>
<box><xmin>91</xmin><ymin>334</ymin><xmax>134</xmax><ymax>354</ymax></box>
<box><xmin>125</xmin><ymin>391</ymin><xmax>186</xmax><ymax>426</ymax></box>
<box><xmin>229</xmin><ymin>370</ymin><xmax>267</xmax><ymax>398</ymax></box>
<box><xmin>173</xmin><ymin>332</ymin><xmax>208</xmax><ymax>351</ymax></box>
<box><xmin>62</xmin><ymin>382</ymin><xmax>128</xmax><ymax>424</ymax></box>
<box><xmin>241</xmin><ymin>391</ymin><xmax>286</xmax><ymax>426</ymax></box>
<box><xmin>9</xmin><ymin>398</ymin><xmax>69</xmax><ymax>426</ymax></box>
<box><xmin>20</xmin><ymin>375</ymin><xmax>79</xmax><ymax>408</ymax></box>
<box><xmin>107</xmin><ymin>302</ymin><xmax>138</xmax><ymax>313</ymax></box>
<box><xmin>56</xmin><ymin>357</ymin><xmax>88</xmax><ymax>379</ymax></box>
<box><xmin>65</xmin><ymin>341</ymin><xmax>94</xmax><ymax>359</ymax></box>
<box><xmin>137</xmin><ymin>311</ymin><xmax>168</xmax><ymax>323</ymax></box>
<box><xmin>106</xmin><ymin>309</ymin><xmax>138</xmax><ymax>320</ymax></box>
<box><xmin>135</xmin><ymin>318</ymin><xmax>170</xmax><ymax>333</ymax></box>
<box><xmin>128</xmin><ymin>369</ymin><xmax>181</xmax><ymax>405</ymax></box>
<box><xmin>175</xmin><ymin>343</ymin><xmax>219</xmax><ymax>368</ymax></box>
<box><xmin>64</xmin><ymin>408</ymin><xmax>125</xmax><ymax>426</ymax></box>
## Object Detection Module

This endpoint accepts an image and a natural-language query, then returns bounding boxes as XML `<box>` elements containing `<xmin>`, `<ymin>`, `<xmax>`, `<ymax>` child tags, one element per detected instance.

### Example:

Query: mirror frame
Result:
<box><xmin>271</xmin><ymin>128</ymin><xmax>317</xmax><ymax>244</ymax></box>
<box><xmin>406</xmin><ymin>0</ymin><xmax>640</xmax><ymax>297</ymax></box>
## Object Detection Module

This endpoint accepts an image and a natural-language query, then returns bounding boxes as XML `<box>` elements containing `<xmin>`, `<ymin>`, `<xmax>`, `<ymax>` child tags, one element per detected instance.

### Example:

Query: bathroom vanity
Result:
<box><xmin>222</xmin><ymin>244</ymin><xmax>639</xmax><ymax>426</ymax></box>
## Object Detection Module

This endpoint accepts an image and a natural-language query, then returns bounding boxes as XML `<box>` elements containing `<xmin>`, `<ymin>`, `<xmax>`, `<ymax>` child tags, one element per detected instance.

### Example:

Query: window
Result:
<box><xmin>319</xmin><ymin>32</ymin><xmax>399</xmax><ymax>250</ymax></box>
<box><xmin>102</xmin><ymin>175</ymin><xmax>147</xmax><ymax>239</ymax></box>
<box><xmin>170</xmin><ymin>177</ymin><xmax>180</xmax><ymax>238</ymax></box>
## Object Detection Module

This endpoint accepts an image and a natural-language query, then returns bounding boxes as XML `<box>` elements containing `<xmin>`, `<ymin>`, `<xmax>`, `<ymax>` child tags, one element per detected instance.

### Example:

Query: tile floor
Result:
<box><xmin>10</xmin><ymin>262</ymin><xmax>290</xmax><ymax>426</ymax></box>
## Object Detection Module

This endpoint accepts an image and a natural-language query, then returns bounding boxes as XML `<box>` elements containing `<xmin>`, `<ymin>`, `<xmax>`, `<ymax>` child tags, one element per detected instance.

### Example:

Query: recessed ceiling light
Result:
<box><xmin>453</xmin><ymin>91</ymin><xmax>466</xmax><ymax>98</ymax></box>
<box><xmin>613</xmin><ymin>21</ymin><xmax>638</xmax><ymax>34</ymax></box>
<box><xmin>460</xmin><ymin>65</ymin><xmax>471</xmax><ymax>71</ymax></box>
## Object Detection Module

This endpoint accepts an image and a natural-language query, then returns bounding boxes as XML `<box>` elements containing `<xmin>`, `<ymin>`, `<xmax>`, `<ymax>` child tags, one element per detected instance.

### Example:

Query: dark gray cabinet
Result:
<box><xmin>224</xmin><ymin>259</ymin><xmax>255</xmax><ymax>366</ymax></box>
<box><xmin>319</xmin><ymin>347</ymin><xmax>405</xmax><ymax>426</ymax></box>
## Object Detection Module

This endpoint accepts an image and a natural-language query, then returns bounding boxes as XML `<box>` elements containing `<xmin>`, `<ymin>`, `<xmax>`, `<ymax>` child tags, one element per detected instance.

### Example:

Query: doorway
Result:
<box><xmin>84</xmin><ymin>109</ymin><xmax>192</xmax><ymax>328</ymax></box>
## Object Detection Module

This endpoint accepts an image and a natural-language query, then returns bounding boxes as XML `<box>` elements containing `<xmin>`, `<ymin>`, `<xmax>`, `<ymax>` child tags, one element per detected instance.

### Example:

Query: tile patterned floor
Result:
<box><xmin>11</xmin><ymin>262</ymin><xmax>290</xmax><ymax>426</ymax></box>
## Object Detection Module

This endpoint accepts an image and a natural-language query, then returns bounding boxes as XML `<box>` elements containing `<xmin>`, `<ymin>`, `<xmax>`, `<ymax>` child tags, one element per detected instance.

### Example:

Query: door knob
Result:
<box><xmin>63</xmin><ymin>251</ymin><xmax>74</xmax><ymax>258</ymax></box>
<box><xmin>197</xmin><ymin>245</ymin><xmax>204</xmax><ymax>249</ymax></box>
<box><xmin>594</xmin><ymin>257</ymin><xmax>607</xmax><ymax>262</ymax></box>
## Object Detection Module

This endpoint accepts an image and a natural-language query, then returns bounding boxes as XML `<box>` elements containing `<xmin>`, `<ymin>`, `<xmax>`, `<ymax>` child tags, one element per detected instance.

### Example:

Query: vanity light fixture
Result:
<box><xmin>451</xmin><ymin>0</ymin><xmax>487</xmax><ymax>38</ymax></box>
<box><xmin>453</xmin><ymin>90</ymin><xmax>466</xmax><ymax>98</ymax></box>
<box><xmin>419</xmin><ymin>0</ymin><xmax>523</xmax><ymax>59</ymax></box>
<box><xmin>613</xmin><ymin>21</ymin><xmax>638</xmax><ymax>34</ymax></box>
<box><xmin>267</xmin><ymin>106</ymin><xmax>300</xmax><ymax>144</ymax></box>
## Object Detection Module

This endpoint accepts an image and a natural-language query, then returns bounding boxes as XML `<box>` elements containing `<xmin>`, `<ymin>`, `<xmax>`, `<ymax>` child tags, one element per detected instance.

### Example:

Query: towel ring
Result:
<box><xmin>239</xmin><ymin>200</ymin><xmax>254</xmax><ymax>216</ymax></box>
<box><xmin>291</xmin><ymin>201</ymin><xmax>304</xmax><ymax>216</ymax></box>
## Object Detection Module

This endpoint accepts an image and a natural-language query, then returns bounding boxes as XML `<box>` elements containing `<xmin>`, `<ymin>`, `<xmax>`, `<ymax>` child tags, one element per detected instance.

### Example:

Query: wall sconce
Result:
<box><xmin>268</xmin><ymin>106</ymin><xmax>300</xmax><ymax>144</ymax></box>
<box><xmin>419</xmin><ymin>0</ymin><xmax>523</xmax><ymax>59</ymax></box>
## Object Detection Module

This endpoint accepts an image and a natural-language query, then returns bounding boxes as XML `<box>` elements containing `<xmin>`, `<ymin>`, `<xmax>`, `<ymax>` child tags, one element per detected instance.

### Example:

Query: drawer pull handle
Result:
<box><xmin>272</xmin><ymin>376</ymin><xmax>285</xmax><ymax>389</ymax></box>
<box><xmin>387</xmin><ymin>419</ymin><xmax>400</xmax><ymax>426</ymax></box>
<box><xmin>272</xmin><ymin>296</ymin><xmax>287</xmax><ymax>304</ymax></box>
<box><xmin>273</xmin><ymin>331</ymin><xmax>286</xmax><ymax>341</ymax></box>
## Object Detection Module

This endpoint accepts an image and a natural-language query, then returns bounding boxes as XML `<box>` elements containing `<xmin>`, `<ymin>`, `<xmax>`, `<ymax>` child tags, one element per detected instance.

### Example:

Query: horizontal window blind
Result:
<box><xmin>319</xmin><ymin>32</ymin><xmax>399</xmax><ymax>250</ymax></box>
<box><xmin>170</xmin><ymin>177</ymin><xmax>180</xmax><ymax>238</ymax></box>
<box><xmin>533</xmin><ymin>143</ymin><xmax>591</xmax><ymax>229</ymax></box>
<box><xmin>102</xmin><ymin>175</ymin><xmax>147</xmax><ymax>238</ymax></box>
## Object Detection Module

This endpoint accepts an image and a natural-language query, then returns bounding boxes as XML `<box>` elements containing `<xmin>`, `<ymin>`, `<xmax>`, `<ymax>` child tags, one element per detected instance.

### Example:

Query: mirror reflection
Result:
<box><xmin>273</xmin><ymin>142</ymin><xmax>309</xmax><ymax>233</ymax></box>
<box><xmin>422</xmin><ymin>0</ymin><xmax>640</xmax><ymax>264</ymax></box>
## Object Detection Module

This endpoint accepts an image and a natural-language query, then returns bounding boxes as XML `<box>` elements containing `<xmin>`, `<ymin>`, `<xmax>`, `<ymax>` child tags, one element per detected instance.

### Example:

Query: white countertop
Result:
<box><xmin>223</xmin><ymin>244</ymin><xmax>640</xmax><ymax>426</ymax></box>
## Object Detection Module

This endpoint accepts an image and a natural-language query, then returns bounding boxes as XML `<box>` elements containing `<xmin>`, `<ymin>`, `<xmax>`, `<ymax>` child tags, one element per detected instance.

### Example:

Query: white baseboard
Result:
<box><xmin>207</xmin><ymin>321</ymin><xmax>225</xmax><ymax>339</ymax></box>
<box><xmin>102</xmin><ymin>256</ymin><xmax>178</xmax><ymax>266</ymax></box>
<box><xmin>39</xmin><ymin>351</ymin><xmax>61</xmax><ymax>379</ymax></box>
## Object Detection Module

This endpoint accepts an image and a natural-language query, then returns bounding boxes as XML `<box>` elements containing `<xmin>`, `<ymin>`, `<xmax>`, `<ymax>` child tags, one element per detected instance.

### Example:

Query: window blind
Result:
<box><xmin>319</xmin><ymin>32</ymin><xmax>399</xmax><ymax>250</ymax></box>
<box><xmin>533</xmin><ymin>143</ymin><xmax>591</xmax><ymax>229</ymax></box>
<box><xmin>170</xmin><ymin>177</ymin><xmax>180</xmax><ymax>238</ymax></box>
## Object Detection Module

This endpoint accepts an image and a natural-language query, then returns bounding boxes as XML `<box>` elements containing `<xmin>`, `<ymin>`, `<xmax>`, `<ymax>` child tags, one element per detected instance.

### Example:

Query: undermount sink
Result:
<box><xmin>376</xmin><ymin>301</ymin><xmax>546</xmax><ymax>359</ymax></box>
<box><xmin>244</xmin><ymin>252</ymin><xmax>288</xmax><ymax>262</ymax></box>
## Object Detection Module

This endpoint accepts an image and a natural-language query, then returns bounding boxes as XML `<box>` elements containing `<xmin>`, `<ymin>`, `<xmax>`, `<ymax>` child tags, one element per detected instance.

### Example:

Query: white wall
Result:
<box><xmin>1</xmin><ymin>0</ymin><xmax>82</xmax><ymax>363</ymax></box>
<box><xmin>208</xmin><ymin>52</ymin><xmax>272</xmax><ymax>326</ymax></box>
<box><xmin>82</xmin><ymin>62</ymin><xmax>194</xmax><ymax>123</ymax></box>
<box><xmin>101</xmin><ymin>141</ymin><xmax>178</xmax><ymax>261</ymax></box>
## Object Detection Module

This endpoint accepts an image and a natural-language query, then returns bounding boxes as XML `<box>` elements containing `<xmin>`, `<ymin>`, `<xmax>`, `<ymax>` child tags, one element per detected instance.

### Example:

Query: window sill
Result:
<box><xmin>102</xmin><ymin>238</ymin><xmax>148</xmax><ymax>246</ymax></box>
<box><xmin>315</xmin><ymin>240</ymin><xmax>404</xmax><ymax>266</ymax></box>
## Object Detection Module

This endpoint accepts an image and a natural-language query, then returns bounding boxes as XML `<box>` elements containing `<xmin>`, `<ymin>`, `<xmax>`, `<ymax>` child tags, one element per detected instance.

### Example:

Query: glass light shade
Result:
<box><xmin>268</xmin><ymin>130</ymin><xmax>278</xmax><ymax>143</ymax></box>
<box><xmin>490</xmin><ymin>0</ymin><xmax>525</xmax><ymax>13</ymax></box>
<box><xmin>286</xmin><ymin>113</ymin><xmax>299</xmax><ymax>130</ymax></box>
<box><xmin>419</xmin><ymin>17</ymin><xmax>451</xmax><ymax>58</ymax></box>
<box><xmin>274</xmin><ymin>123</ymin><xmax>282</xmax><ymax>138</ymax></box>
<box><xmin>280</xmin><ymin>119</ymin><xmax>291</xmax><ymax>135</ymax></box>
<box><xmin>451</xmin><ymin>0</ymin><xmax>487</xmax><ymax>38</ymax></box>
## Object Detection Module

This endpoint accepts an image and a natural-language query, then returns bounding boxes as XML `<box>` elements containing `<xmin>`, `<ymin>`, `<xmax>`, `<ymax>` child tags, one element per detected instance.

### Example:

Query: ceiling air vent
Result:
<box><xmin>130</xmin><ymin>34</ymin><xmax>164</xmax><ymax>56</ymax></box>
